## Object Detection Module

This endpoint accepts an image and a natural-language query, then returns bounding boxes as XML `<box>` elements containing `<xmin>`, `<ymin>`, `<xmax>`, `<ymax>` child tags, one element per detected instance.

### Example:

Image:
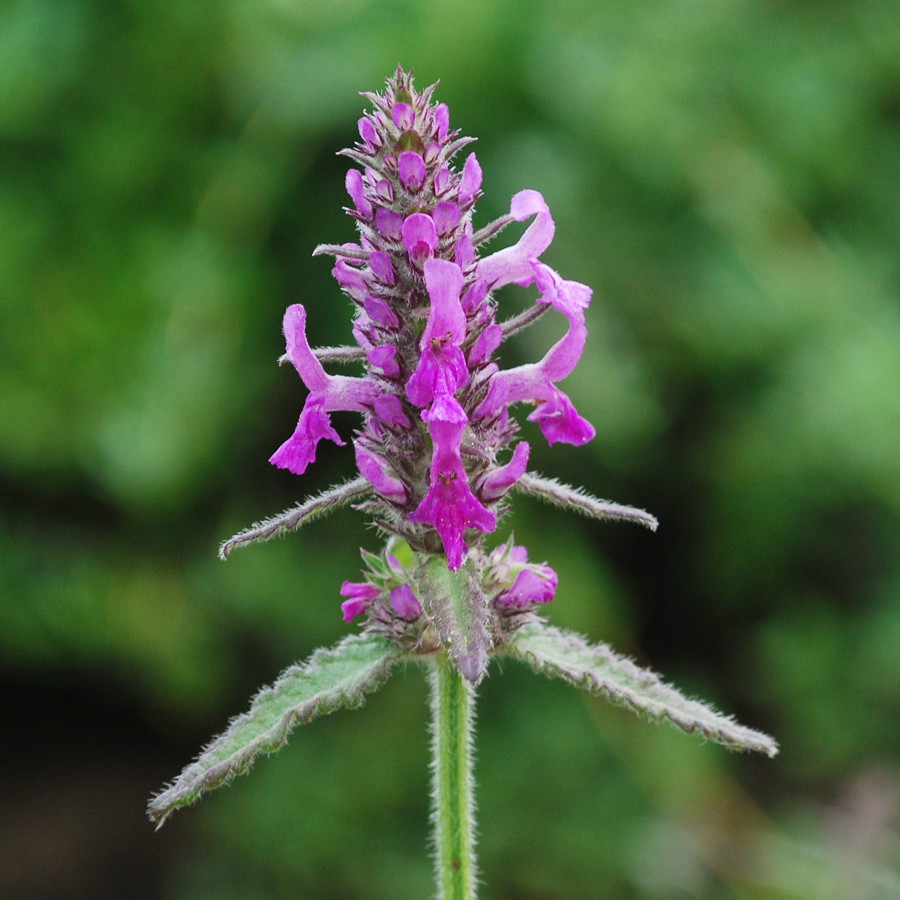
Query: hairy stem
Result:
<box><xmin>428</xmin><ymin>654</ymin><xmax>478</xmax><ymax>900</ymax></box>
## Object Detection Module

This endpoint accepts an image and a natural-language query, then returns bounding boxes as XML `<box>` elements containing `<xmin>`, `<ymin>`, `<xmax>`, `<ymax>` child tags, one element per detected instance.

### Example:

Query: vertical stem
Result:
<box><xmin>428</xmin><ymin>653</ymin><xmax>477</xmax><ymax>900</ymax></box>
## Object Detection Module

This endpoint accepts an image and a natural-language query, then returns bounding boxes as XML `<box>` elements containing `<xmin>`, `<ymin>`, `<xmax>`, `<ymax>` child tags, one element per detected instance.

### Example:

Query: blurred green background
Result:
<box><xmin>2</xmin><ymin>0</ymin><xmax>899</xmax><ymax>897</ymax></box>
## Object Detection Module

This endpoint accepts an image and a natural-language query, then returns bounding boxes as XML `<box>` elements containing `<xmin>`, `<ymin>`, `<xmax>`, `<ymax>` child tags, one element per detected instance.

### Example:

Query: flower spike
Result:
<box><xmin>263</xmin><ymin>72</ymin><xmax>607</xmax><ymax>571</ymax></box>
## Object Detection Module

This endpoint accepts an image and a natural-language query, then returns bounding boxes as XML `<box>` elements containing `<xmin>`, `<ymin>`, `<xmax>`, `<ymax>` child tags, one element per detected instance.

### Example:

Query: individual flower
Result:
<box><xmin>409</xmin><ymin>395</ymin><xmax>496</xmax><ymax>570</ymax></box>
<box><xmin>486</xmin><ymin>540</ymin><xmax>558</xmax><ymax>610</ymax></box>
<box><xmin>497</xmin><ymin>567</ymin><xmax>558</xmax><ymax>608</ymax></box>
<box><xmin>390</xmin><ymin>584</ymin><xmax>422</xmax><ymax>619</ymax></box>
<box><xmin>340</xmin><ymin>580</ymin><xmax>380</xmax><ymax>622</ymax></box>
<box><xmin>270</xmin><ymin>305</ymin><xmax>380</xmax><ymax>475</ymax></box>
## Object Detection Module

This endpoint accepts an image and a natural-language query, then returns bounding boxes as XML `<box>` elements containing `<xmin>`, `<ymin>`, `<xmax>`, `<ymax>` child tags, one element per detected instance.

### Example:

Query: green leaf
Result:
<box><xmin>148</xmin><ymin>633</ymin><xmax>402</xmax><ymax>827</ymax></box>
<box><xmin>504</xmin><ymin>622</ymin><xmax>778</xmax><ymax>757</ymax></box>
<box><xmin>414</xmin><ymin>556</ymin><xmax>491</xmax><ymax>685</ymax></box>
<box><xmin>218</xmin><ymin>477</ymin><xmax>371</xmax><ymax>559</ymax></box>
<box><xmin>515</xmin><ymin>472</ymin><xmax>658</xmax><ymax>532</ymax></box>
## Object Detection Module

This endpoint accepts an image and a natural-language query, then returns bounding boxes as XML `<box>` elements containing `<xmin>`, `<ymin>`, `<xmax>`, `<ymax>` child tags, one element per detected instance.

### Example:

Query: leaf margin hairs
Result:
<box><xmin>515</xmin><ymin>472</ymin><xmax>659</xmax><ymax>532</ymax></box>
<box><xmin>147</xmin><ymin>633</ymin><xmax>403</xmax><ymax>827</ymax></box>
<box><xmin>219</xmin><ymin>477</ymin><xmax>371</xmax><ymax>560</ymax></box>
<box><xmin>503</xmin><ymin>621</ymin><xmax>778</xmax><ymax>757</ymax></box>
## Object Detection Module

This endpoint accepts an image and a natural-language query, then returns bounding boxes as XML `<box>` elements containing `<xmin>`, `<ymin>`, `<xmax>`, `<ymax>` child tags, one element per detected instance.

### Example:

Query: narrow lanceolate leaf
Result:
<box><xmin>219</xmin><ymin>477</ymin><xmax>371</xmax><ymax>560</ymax></box>
<box><xmin>515</xmin><ymin>472</ymin><xmax>659</xmax><ymax>532</ymax></box>
<box><xmin>147</xmin><ymin>634</ymin><xmax>402</xmax><ymax>827</ymax></box>
<box><xmin>415</xmin><ymin>555</ymin><xmax>491</xmax><ymax>685</ymax></box>
<box><xmin>504</xmin><ymin>622</ymin><xmax>779</xmax><ymax>757</ymax></box>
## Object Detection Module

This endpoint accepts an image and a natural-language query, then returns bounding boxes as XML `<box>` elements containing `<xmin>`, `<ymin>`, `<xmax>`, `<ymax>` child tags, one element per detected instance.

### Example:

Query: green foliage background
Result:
<box><xmin>2</xmin><ymin>0</ymin><xmax>898</xmax><ymax>897</ymax></box>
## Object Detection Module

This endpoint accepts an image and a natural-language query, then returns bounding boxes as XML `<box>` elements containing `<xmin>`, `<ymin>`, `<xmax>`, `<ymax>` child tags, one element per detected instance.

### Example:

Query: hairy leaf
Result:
<box><xmin>219</xmin><ymin>477</ymin><xmax>371</xmax><ymax>559</ymax></box>
<box><xmin>504</xmin><ymin>622</ymin><xmax>778</xmax><ymax>756</ymax></box>
<box><xmin>516</xmin><ymin>472</ymin><xmax>658</xmax><ymax>531</ymax></box>
<box><xmin>414</xmin><ymin>556</ymin><xmax>491</xmax><ymax>685</ymax></box>
<box><xmin>148</xmin><ymin>633</ymin><xmax>402</xmax><ymax>826</ymax></box>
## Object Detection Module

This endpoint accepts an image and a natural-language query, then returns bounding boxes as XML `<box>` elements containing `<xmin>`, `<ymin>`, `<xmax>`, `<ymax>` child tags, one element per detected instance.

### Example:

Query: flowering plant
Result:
<box><xmin>149</xmin><ymin>68</ymin><xmax>777</xmax><ymax>897</ymax></box>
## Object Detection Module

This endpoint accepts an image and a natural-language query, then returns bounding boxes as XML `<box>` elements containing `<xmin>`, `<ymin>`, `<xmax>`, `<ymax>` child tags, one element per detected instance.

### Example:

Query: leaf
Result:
<box><xmin>515</xmin><ymin>472</ymin><xmax>658</xmax><ymax>531</ymax></box>
<box><xmin>218</xmin><ymin>477</ymin><xmax>371</xmax><ymax>559</ymax></box>
<box><xmin>147</xmin><ymin>633</ymin><xmax>402</xmax><ymax>827</ymax></box>
<box><xmin>414</xmin><ymin>556</ymin><xmax>491</xmax><ymax>685</ymax></box>
<box><xmin>504</xmin><ymin>622</ymin><xmax>778</xmax><ymax>756</ymax></box>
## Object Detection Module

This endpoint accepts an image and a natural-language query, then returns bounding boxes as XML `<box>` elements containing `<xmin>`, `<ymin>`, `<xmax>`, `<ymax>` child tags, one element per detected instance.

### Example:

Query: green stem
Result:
<box><xmin>428</xmin><ymin>653</ymin><xmax>477</xmax><ymax>900</ymax></box>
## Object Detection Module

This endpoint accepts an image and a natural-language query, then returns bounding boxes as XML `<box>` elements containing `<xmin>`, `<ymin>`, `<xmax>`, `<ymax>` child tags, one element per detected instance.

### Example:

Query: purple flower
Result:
<box><xmin>406</xmin><ymin>259</ymin><xmax>469</xmax><ymax>408</ymax></box>
<box><xmin>340</xmin><ymin>580</ymin><xmax>380</xmax><ymax>621</ymax></box>
<box><xmin>477</xmin><ymin>190</ymin><xmax>554</xmax><ymax>289</ymax></box>
<box><xmin>270</xmin><ymin>305</ymin><xmax>379</xmax><ymax>475</ymax></box>
<box><xmin>409</xmin><ymin>396</ymin><xmax>495</xmax><ymax>570</ymax></box>
<box><xmin>433</xmin><ymin>201</ymin><xmax>460</xmax><ymax>235</ymax></box>
<box><xmin>498</xmin><ymin>567</ymin><xmax>558</xmax><ymax>608</ymax></box>
<box><xmin>487</xmin><ymin>542</ymin><xmax>558</xmax><ymax>609</ymax></box>
<box><xmin>458</xmin><ymin>154</ymin><xmax>482</xmax><ymax>204</ymax></box>
<box><xmin>270</xmin><ymin>67</ymin><xmax>596</xmax><ymax>572</ymax></box>
<box><xmin>354</xmin><ymin>442</ymin><xmax>406</xmax><ymax>503</ymax></box>
<box><xmin>368</xmin><ymin>345</ymin><xmax>400</xmax><ymax>378</ymax></box>
<box><xmin>401</xmin><ymin>213</ymin><xmax>438</xmax><ymax>265</ymax></box>
<box><xmin>346</xmin><ymin>169</ymin><xmax>372</xmax><ymax>217</ymax></box>
<box><xmin>475</xmin><ymin>259</ymin><xmax>595</xmax><ymax>445</ymax></box>
<box><xmin>398</xmin><ymin>152</ymin><xmax>427</xmax><ymax>191</ymax></box>
<box><xmin>478</xmin><ymin>441</ymin><xmax>530</xmax><ymax>502</ymax></box>
<box><xmin>373</xmin><ymin>394</ymin><xmax>411</xmax><ymax>429</ymax></box>
<box><xmin>389</xmin><ymin>584</ymin><xmax>421</xmax><ymax>619</ymax></box>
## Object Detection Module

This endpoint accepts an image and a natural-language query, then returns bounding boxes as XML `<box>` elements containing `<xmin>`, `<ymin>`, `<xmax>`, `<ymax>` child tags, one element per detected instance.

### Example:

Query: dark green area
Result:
<box><xmin>2</xmin><ymin>0</ymin><xmax>898</xmax><ymax>896</ymax></box>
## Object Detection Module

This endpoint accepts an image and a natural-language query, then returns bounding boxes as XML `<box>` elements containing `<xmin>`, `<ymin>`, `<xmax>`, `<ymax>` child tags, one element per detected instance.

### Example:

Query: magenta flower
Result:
<box><xmin>268</xmin><ymin>67</ymin><xmax>598</xmax><ymax>573</ymax></box>
<box><xmin>498</xmin><ymin>566</ymin><xmax>559</xmax><ymax>608</ymax></box>
<box><xmin>270</xmin><ymin>304</ymin><xmax>379</xmax><ymax>475</ymax></box>
<box><xmin>389</xmin><ymin>584</ymin><xmax>422</xmax><ymax>619</ymax></box>
<box><xmin>409</xmin><ymin>395</ymin><xmax>496</xmax><ymax>570</ymax></box>
<box><xmin>485</xmin><ymin>541</ymin><xmax>558</xmax><ymax>609</ymax></box>
<box><xmin>406</xmin><ymin>258</ymin><xmax>470</xmax><ymax>408</ymax></box>
<box><xmin>340</xmin><ymin>580</ymin><xmax>380</xmax><ymax>622</ymax></box>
